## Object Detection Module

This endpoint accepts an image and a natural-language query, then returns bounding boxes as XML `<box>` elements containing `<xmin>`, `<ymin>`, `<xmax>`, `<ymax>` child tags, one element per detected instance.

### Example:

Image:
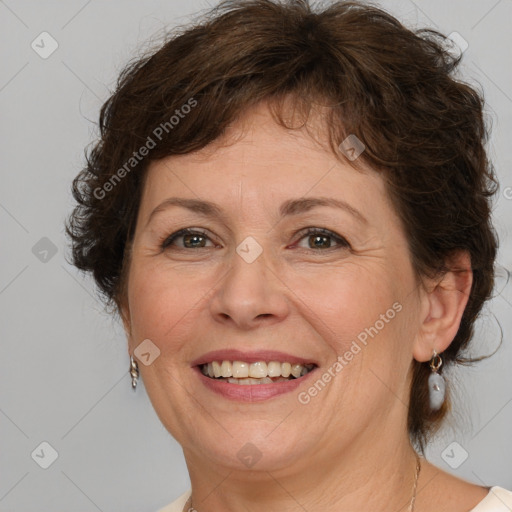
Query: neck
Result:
<box><xmin>183</xmin><ymin>432</ymin><xmax>420</xmax><ymax>512</ymax></box>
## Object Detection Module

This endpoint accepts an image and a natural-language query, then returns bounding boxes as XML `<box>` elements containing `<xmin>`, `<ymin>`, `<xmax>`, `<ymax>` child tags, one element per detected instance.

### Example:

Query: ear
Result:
<box><xmin>412</xmin><ymin>250</ymin><xmax>473</xmax><ymax>363</ymax></box>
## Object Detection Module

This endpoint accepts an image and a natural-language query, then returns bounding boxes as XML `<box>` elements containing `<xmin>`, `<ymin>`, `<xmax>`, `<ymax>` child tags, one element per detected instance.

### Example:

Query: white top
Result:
<box><xmin>157</xmin><ymin>486</ymin><xmax>512</xmax><ymax>512</ymax></box>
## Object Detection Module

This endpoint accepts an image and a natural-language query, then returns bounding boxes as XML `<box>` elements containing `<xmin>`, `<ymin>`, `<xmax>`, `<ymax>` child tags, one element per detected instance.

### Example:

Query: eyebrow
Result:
<box><xmin>145</xmin><ymin>196</ymin><xmax>368</xmax><ymax>227</ymax></box>
<box><xmin>280</xmin><ymin>197</ymin><xmax>368</xmax><ymax>224</ymax></box>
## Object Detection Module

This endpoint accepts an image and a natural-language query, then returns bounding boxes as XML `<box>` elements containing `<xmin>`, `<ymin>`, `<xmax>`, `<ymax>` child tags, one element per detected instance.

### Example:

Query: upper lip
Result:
<box><xmin>190</xmin><ymin>349</ymin><xmax>319</xmax><ymax>367</ymax></box>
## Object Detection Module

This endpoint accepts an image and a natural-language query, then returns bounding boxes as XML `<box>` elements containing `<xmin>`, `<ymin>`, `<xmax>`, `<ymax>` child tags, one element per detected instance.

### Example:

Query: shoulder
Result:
<box><xmin>156</xmin><ymin>489</ymin><xmax>192</xmax><ymax>512</ymax></box>
<box><xmin>417</xmin><ymin>460</ymin><xmax>508</xmax><ymax>512</ymax></box>
<box><xmin>470</xmin><ymin>487</ymin><xmax>512</xmax><ymax>511</ymax></box>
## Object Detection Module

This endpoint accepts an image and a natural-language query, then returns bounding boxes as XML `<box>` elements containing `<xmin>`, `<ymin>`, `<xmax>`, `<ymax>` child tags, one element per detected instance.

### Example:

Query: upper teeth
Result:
<box><xmin>201</xmin><ymin>361</ymin><xmax>315</xmax><ymax>379</ymax></box>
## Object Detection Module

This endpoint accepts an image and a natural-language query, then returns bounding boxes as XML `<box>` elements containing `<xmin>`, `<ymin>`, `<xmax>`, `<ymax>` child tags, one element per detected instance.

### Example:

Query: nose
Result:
<box><xmin>209</xmin><ymin>247</ymin><xmax>290</xmax><ymax>330</ymax></box>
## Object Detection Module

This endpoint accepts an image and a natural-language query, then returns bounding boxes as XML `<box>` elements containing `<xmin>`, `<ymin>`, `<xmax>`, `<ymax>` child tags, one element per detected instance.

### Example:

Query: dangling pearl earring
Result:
<box><xmin>428</xmin><ymin>349</ymin><xmax>446</xmax><ymax>411</ymax></box>
<box><xmin>130</xmin><ymin>355</ymin><xmax>139</xmax><ymax>391</ymax></box>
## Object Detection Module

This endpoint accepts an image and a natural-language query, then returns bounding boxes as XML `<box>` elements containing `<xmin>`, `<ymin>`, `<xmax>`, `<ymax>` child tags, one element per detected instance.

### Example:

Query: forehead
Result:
<box><xmin>139</xmin><ymin>102</ymin><xmax>393</xmax><ymax>225</ymax></box>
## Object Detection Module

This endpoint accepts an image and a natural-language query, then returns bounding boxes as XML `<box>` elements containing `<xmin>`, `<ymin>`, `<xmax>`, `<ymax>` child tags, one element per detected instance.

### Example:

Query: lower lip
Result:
<box><xmin>193</xmin><ymin>366</ymin><xmax>317</xmax><ymax>402</ymax></box>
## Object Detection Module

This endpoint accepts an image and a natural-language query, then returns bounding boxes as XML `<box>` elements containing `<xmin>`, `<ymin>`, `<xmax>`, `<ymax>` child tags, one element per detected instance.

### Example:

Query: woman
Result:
<box><xmin>66</xmin><ymin>0</ymin><xmax>512</xmax><ymax>510</ymax></box>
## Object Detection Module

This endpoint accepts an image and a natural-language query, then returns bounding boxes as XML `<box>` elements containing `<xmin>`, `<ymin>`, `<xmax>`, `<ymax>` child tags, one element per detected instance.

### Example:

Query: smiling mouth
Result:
<box><xmin>199</xmin><ymin>360</ymin><xmax>317</xmax><ymax>384</ymax></box>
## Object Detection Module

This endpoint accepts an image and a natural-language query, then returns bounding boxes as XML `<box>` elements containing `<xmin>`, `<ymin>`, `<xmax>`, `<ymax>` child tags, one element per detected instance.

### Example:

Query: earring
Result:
<box><xmin>130</xmin><ymin>355</ymin><xmax>139</xmax><ymax>391</ymax></box>
<box><xmin>428</xmin><ymin>349</ymin><xmax>446</xmax><ymax>411</ymax></box>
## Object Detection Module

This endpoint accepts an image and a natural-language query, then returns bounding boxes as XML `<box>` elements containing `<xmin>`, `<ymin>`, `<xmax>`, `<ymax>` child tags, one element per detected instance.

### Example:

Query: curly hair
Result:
<box><xmin>65</xmin><ymin>0</ymin><xmax>499</xmax><ymax>453</ymax></box>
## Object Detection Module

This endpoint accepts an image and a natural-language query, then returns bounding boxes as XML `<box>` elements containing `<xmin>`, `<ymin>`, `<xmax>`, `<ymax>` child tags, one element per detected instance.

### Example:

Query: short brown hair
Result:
<box><xmin>66</xmin><ymin>0</ymin><xmax>499</xmax><ymax>452</ymax></box>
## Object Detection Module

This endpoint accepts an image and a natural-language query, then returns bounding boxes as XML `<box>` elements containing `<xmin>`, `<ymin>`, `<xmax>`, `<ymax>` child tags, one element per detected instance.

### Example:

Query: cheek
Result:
<box><xmin>126</xmin><ymin>261</ymin><xmax>210</xmax><ymax>350</ymax></box>
<box><xmin>285</xmin><ymin>263</ymin><xmax>401</xmax><ymax>355</ymax></box>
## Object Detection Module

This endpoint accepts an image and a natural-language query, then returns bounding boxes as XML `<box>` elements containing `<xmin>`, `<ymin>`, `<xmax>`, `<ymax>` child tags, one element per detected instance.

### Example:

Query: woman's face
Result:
<box><xmin>123</xmin><ymin>102</ymin><xmax>424</xmax><ymax>473</ymax></box>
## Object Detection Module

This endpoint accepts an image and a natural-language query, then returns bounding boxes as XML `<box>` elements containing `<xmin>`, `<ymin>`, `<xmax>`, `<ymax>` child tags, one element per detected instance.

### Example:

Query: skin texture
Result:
<box><xmin>121</xmin><ymin>102</ymin><xmax>487</xmax><ymax>511</ymax></box>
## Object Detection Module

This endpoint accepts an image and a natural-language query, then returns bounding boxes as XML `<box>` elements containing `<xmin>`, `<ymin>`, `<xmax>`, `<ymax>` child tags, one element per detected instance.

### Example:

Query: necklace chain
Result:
<box><xmin>183</xmin><ymin>454</ymin><xmax>421</xmax><ymax>512</ymax></box>
<box><xmin>409</xmin><ymin>453</ymin><xmax>422</xmax><ymax>512</ymax></box>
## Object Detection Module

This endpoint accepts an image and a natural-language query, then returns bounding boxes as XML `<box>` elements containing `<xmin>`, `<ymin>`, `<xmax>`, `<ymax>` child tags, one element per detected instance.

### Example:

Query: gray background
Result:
<box><xmin>1</xmin><ymin>0</ymin><xmax>511</xmax><ymax>511</ymax></box>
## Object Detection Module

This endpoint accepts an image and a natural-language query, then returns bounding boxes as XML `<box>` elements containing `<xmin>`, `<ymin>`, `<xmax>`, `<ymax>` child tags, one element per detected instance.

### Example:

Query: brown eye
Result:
<box><xmin>309</xmin><ymin>234</ymin><xmax>333</xmax><ymax>249</ymax></box>
<box><xmin>294</xmin><ymin>228</ymin><xmax>350</xmax><ymax>250</ymax></box>
<box><xmin>162</xmin><ymin>229</ymin><xmax>214</xmax><ymax>249</ymax></box>
<box><xmin>182</xmin><ymin>233</ymin><xmax>208</xmax><ymax>248</ymax></box>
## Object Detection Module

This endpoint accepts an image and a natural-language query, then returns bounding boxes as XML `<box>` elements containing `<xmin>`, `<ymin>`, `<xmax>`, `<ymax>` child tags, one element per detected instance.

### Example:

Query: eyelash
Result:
<box><xmin>160</xmin><ymin>227</ymin><xmax>350</xmax><ymax>251</ymax></box>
